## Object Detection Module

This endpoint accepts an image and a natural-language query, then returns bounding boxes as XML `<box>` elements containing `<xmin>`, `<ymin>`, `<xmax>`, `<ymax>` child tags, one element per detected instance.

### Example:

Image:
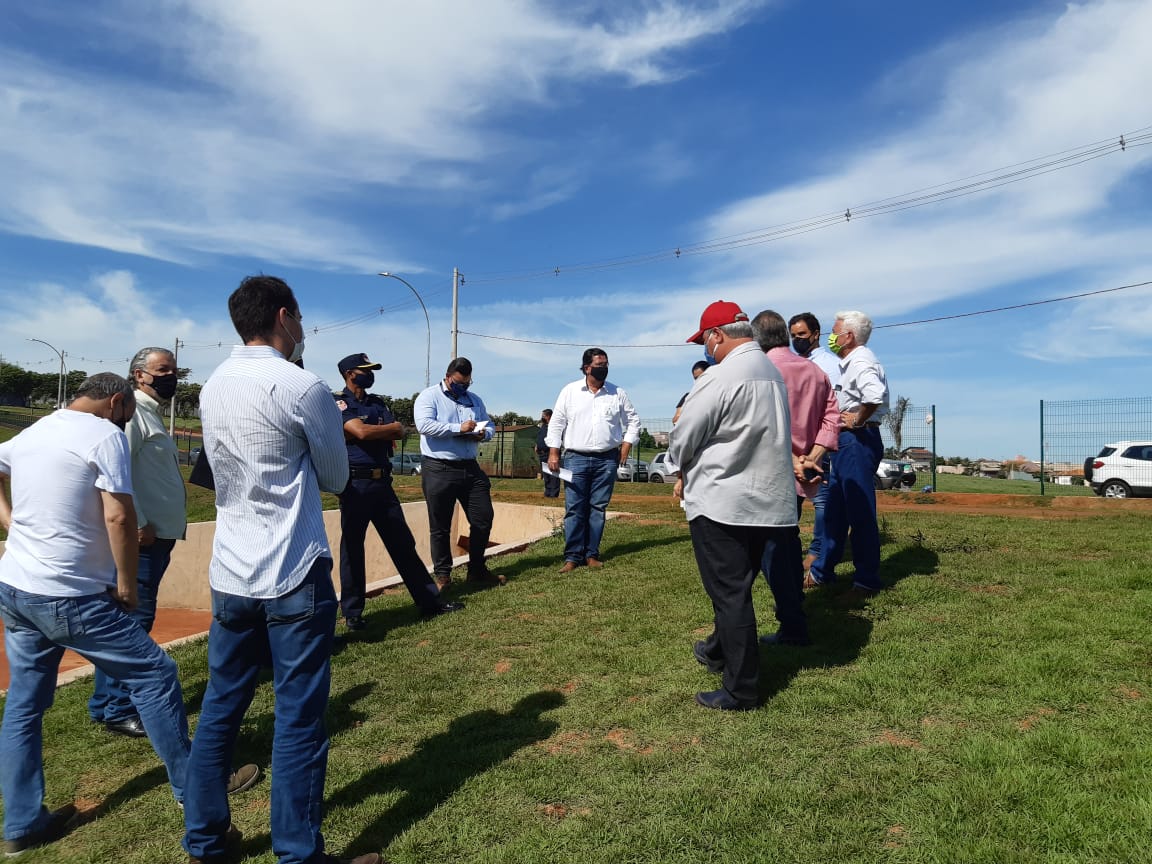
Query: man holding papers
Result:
<box><xmin>546</xmin><ymin>348</ymin><xmax>641</xmax><ymax>573</ymax></box>
<box><xmin>414</xmin><ymin>357</ymin><xmax>506</xmax><ymax>589</ymax></box>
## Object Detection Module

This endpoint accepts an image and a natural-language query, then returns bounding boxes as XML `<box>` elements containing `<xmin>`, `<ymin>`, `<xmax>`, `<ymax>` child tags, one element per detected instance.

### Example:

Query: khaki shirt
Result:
<box><xmin>127</xmin><ymin>390</ymin><xmax>187</xmax><ymax>540</ymax></box>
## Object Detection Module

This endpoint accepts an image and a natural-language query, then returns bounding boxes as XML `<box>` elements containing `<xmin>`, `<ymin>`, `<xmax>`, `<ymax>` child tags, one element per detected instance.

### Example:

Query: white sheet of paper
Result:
<box><xmin>474</xmin><ymin>420</ymin><xmax>490</xmax><ymax>432</ymax></box>
<box><xmin>542</xmin><ymin>462</ymin><xmax>574</xmax><ymax>482</ymax></box>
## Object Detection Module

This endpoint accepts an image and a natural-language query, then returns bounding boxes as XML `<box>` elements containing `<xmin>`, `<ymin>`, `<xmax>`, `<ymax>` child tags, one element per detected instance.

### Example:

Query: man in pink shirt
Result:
<box><xmin>752</xmin><ymin>310</ymin><xmax>839</xmax><ymax>645</ymax></box>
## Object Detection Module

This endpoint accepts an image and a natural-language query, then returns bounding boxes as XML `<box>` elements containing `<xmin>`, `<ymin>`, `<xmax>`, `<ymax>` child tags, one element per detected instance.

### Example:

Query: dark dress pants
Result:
<box><xmin>338</xmin><ymin>478</ymin><xmax>440</xmax><ymax>619</ymax></box>
<box><xmin>761</xmin><ymin>520</ymin><xmax>807</xmax><ymax>641</ymax></box>
<box><xmin>690</xmin><ymin>516</ymin><xmax>772</xmax><ymax>707</ymax></box>
<box><xmin>420</xmin><ymin>458</ymin><xmax>494</xmax><ymax>579</ymax></box>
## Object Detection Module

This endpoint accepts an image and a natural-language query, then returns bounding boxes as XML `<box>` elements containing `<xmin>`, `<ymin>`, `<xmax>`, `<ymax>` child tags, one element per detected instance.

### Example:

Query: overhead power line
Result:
<box><xmin>461</xmin><ymin>126</ymin><xmax>1152</xmax><ymax>285</ymax></box>
<box><xmin>457</xmin><ymin>278</ymin><xmax>1152</xmax><ymax>347</ymax></box>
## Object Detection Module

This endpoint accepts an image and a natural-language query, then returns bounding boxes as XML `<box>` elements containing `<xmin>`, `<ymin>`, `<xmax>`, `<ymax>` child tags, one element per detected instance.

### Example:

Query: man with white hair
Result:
<box><xmin>808</xmin><ymin>310</ymin><xmax>889</xmax><ymax>599</ymax></box>
<box><xmin>89</xmin><ymin>346</ymin><xmax>188</xmax><ymax>737</ymax></box>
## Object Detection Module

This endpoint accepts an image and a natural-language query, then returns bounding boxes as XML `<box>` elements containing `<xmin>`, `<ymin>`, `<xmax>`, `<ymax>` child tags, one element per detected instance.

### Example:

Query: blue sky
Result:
<box><xmin>1</xmin><ymin>0</ymin><xmax>1150</xmax><ymax>461</ymax></box>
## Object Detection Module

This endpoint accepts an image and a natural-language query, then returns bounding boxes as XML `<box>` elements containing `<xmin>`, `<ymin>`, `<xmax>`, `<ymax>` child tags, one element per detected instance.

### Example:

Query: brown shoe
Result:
<box><xmin>226</xmin><ymin>763</ymin><xmax>261</xmax><ymax>795</ymax></box>
<box><xmin>321</xmin><ymin>854</ymin><xmax>383</xmax><ymax>864</ymax></box>
<box><xmin>585</xmin><ymin>557</ymin><xmax>604</xmax><ymax>568</ymax></box>
<box><xmin>434</xmin><ymin>574</ymin><xmax>453</xmax><ymax>590</ymax></box>
<box><xmin>559</xmin><ymin>561</ymin><xmax>578</xmax><ymax>573</ymax></box>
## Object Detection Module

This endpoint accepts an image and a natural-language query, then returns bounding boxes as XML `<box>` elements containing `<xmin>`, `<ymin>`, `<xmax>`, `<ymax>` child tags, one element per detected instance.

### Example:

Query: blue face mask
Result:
<box><xmin>352</xmin><ymin>371</ymin><xmax>374</xmax><ymax>389</ymax></box>
<box><xmin>448</xmin><ymin>380</ymin><xmax>470</xmax><ymax>398</ymax></box>
<box><xmin>703</xmin><ymin>346</ymin><xmax>717</xmax><ymax>365</ymax></box>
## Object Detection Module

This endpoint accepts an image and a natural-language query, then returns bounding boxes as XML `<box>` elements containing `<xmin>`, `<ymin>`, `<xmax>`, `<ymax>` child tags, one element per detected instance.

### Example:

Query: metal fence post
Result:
<box><xmin>931</xmin><ymin>404</ymin><xmax>937</xmax><ymax>492</ymax></box>
<box><xmin>1039</xmin><ymin>399</ymin><xmax>1045</xmax><ymax>496</ymax></box>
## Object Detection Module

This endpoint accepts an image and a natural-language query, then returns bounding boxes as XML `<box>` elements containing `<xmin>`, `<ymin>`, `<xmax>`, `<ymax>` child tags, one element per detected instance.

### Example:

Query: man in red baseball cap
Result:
<box><xmin>670</xmin><ymin>301</ymin><xmax>797</xmax><ymax>710</ymax></box>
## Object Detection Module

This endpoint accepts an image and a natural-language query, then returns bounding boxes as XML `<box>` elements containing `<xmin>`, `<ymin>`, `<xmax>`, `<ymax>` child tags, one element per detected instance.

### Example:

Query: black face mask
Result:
<box><xmin>588</xmin><ymin>366</ymin><xmax>609</xmax><ymax>382</ymax></box>
<box><xmin>791</xmin><ymin>337</ymin><xmax>813</xmax><ymax>357</ymax></box>
<box><xmin>352</xmin><ymin>371</ymin><xmax>374</xmax><ymax>389</ymax></box>
<box><xmin>147</xmin><ymin>372</ymin><xmax>179</xmax><ymax>400</ymax></box>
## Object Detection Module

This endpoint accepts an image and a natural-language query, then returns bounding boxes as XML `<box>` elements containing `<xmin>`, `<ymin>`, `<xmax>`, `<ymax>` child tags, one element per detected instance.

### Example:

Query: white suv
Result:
<box><xmin>1085</xmin><ymin>441</ymin><xmax>1152</xmax><ymax>498</ymax></box>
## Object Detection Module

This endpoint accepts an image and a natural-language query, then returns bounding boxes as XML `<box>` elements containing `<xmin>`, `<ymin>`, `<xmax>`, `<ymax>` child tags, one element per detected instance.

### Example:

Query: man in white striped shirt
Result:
<box><xmin>182</xmin><ymin>276</ymin><xmax>378</xmax><ymax>864</ymax></box>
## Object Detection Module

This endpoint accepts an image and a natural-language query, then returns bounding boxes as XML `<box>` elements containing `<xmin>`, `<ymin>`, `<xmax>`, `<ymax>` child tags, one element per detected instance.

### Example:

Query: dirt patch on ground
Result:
<box><xmin>567</xmin><ymin>490</ymin><xmax>1152</xmax><ymax>520</ymax></box>
<box><xmin>1017</xmin><ymin>707</ymin><xmax>1057</xmax><ymax>731</ymax></box>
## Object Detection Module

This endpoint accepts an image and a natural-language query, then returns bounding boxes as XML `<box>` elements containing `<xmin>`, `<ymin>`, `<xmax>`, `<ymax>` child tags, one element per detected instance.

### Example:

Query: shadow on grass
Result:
<box><xmin>329</xmin><ymin>690</ymin><xmax>565</xmax><ymax>854</ymax></box>
<box><xmin>757</xmin><ymin>542</ymin><xmax>940</xmax><ymax>704</ymax></box>
<box><xmin>490</xmin><ymin>532</ymin><xmax>688</xmax><ymax>583</ymax></box>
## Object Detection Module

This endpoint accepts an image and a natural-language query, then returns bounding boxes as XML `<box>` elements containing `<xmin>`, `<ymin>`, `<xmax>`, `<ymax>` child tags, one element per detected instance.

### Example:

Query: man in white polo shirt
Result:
<box><xmin>0</xmin><ymin>374</ymin><xmax>192</xmax><ymax>856</ymax></box>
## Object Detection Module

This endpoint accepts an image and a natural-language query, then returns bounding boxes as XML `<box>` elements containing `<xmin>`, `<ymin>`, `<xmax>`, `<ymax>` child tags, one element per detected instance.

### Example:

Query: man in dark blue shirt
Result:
<box><xmin>335</xmin><ymin>353</ymin><xmax>462</xmax><ymax>630</ymax></box>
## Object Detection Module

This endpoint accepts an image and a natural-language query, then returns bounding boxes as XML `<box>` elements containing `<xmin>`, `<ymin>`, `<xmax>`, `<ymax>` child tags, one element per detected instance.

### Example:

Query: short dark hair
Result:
<box><xmin>73</xmin><ymin>372</ymin><xmax>135</xmax><ymax>402</ymax></box>
<box><xmin>691</xmin><ymin>360</ymin><xmax>710</xmax><ymax>375</ymax></box>
<box><xmin>228</xmin><ymin>275</ymin><xmax>299</xmax><ymax>343</ymax></box>
<box><xmin>446</xmin><ymin>357</ymin><xmax>472</xmax><ymax>378</ymax></box>
<box><xmin>788</xmin><ymin>312</ymin><xmax>821</xmax><ymax>333</ymax></box>
<box><xmin>542</xmin><ymin>408</ymin><xmax>553</xmax><ymax>418</ymax></box>
<box><xmin>581</xmin><ymin>348</ymin><xmax>607</xmax><ymax>369</ymax></box>
<box><xmin>751</xmin><ymin>309</ymin><xmax>789</xmax><ymax>351</ymax></box>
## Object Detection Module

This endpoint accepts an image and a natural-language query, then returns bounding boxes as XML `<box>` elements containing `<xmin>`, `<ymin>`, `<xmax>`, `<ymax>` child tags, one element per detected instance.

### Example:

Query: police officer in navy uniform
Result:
<box><xmin>336</xmin><ymin>353</ymin><xmax>463</xmax><ymax>629</ymax></box>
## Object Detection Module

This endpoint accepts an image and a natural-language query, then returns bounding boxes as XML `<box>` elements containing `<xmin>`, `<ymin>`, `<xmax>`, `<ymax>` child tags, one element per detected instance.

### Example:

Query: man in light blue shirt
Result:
<box><xmin>184</xmin><ymin>276</ymin><xmax>379</xmax><ymax>864</ymax></box>
<box><xmin>414</xmin><ymin>357</ymin><xmax>505</xmax><ymax>589</ymax></box>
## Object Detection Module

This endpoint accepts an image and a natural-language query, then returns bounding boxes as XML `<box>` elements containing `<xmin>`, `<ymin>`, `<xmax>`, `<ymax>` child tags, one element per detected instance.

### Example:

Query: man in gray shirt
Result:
<box><xmin>670</xmin><ymin>301</ymin><xmax>799</xmax><ymax>711</ymax></box>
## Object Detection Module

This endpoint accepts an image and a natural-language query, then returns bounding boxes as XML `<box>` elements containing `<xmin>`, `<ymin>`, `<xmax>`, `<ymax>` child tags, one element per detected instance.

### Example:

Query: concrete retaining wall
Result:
<box><xmin>0</xmin><ymin>502</ymin><xmax>565</xmax><ymax>610</ymax></box>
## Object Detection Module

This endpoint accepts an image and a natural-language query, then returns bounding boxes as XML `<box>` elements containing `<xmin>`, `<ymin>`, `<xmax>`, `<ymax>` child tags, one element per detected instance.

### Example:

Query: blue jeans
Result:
<box><xmin>182</xmin><ymin>557</ymin><xmax>336</xmax><ymax>864</ymax></box>
<box><xmin>89</xmin><ymin>538</ymin><xmax>176</xmax><ymax>723</ymax></box>
<box><xmin>810</xmin><ymin>428</ymin><xmax>884</xmax><ymax>590</ymax></box>
<box><xmin>0</xmin><ymin>583</ymin><xmax>190</xmax><ymax>841</ymax></box>
<box><xmin>799</xmin><ymin>455</ymin><xmax>830</xmax><ymax>560</ymax></box>
<box><xmin>561</xmin><ymin>450</ymin><xmax>619</xmax><ymax>563</ymax></box>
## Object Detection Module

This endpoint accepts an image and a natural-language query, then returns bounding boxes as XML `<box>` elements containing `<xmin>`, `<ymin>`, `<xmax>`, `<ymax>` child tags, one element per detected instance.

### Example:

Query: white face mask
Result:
<box><xmin>283</xmin><ymin>312</ymin><xmax>305</xmax><ymax>363</ymax></box>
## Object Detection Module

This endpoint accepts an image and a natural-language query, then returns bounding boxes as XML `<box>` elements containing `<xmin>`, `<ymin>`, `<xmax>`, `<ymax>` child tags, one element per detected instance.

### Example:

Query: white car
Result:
<box><xmin>647</xmin><ymin>452</ymin><xmax>680</xmax><ymax>483</ymax></box>
<box><xmin>617</xmin><ymin>460</ymin><xmax>648</xmax><ymax>482</ymax></box>
<box><xmin>390</xmin><ymin>453</ymin><xmax>423</xmax><ymax>475</ymax></box>
<box><xmin>1084</xmin><ymin>441</ymin><xmax>1152</xmax><ymax>498</ymax></box>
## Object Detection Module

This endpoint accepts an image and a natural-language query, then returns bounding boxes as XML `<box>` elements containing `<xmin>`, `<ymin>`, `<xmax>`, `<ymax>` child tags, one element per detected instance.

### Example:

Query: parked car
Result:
<box><xmin>875</xmin><ymin>458</ymin><xmax>916</xmax><ymax>490</ymax></box>
<box><xmin>647</xmin><ymin>451</ymin><xmax>680</xmax><ymax>483</ymax></box>
<box><xmin>1084</xmin><ymin>441</ymin><xmax>1152</xmax><ymax>498</ymax></box>
<box><xmin>390</xmin><ymin>453</ymin><xmax>423</xmax><ymax>475</ymax></box>
<box><xmin>617</xmin><ymin>459</ymin><xmax>649</xmax><ymax>482</ymax></box>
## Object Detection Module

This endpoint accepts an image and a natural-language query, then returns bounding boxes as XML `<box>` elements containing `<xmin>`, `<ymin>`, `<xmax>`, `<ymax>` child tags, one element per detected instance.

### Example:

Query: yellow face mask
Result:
<box><xmin>828</xmin><ymin>332</ymin><xmax>844</xmax><ymax>355</ymax></box>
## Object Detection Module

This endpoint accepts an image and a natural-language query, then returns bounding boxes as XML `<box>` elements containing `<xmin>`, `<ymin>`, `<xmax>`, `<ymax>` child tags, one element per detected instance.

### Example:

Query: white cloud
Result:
<box><xmin>693</xmin><ymin>0</ymin><xmax>1152</xmax><ymax>322</ymax></box>
<box><xmin>0</xmin><ymin>0</ymin><xmax>766</xmax><ymax>269</ymax></box>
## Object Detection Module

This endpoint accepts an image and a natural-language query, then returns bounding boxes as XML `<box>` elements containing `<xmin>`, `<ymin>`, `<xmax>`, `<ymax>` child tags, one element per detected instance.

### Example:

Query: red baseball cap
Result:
<box><xmin>685</xmin><ymin>301</ymin><xmax>749</xmax><ymax>344</ymax></box>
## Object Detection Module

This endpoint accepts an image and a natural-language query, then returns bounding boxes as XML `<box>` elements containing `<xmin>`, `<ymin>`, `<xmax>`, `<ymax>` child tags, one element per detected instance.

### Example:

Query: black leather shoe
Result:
<box><xmin>421</xmin><ymin>601</ymin><xmax>465</xmax><ymax>619</ymax></box>
<box><xmin>692</xmin><ymin>640</ymin><xmax>724</xmax><ymax>674</ymax></box>
<box><xmin>2</xmin><ymin>804</ymin><xmax>78</xmax><ymax>856</ymax></box>
<box><xmin>345</xmin><ymin>616</ymin><xmax>367</xmax><ymax>631</ymax></box>
<box><xmin>759</xmin><ymin>631</ymin><xmax>811</xmax><ymax>647</ymax></box>
<box><xmin>105</xmin><ymin>716</ymin><xmax>147</xmax><ymax>738</ymax></box>
<box><xmin>694</xmin><ymin>689</ymin><xmax>756</xmax><ymax>711</ymax></box>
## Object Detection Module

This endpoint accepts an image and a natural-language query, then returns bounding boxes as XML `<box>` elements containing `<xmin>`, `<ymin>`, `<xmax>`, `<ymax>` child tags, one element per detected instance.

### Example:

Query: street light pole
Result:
<box><xmin>26</xmin><ymin>338</ymin><xmax>66</xmax><ymax>407</ymax></box>
<box><xmin>378</xmin><ymin>272</ymin><xmax>431</xmax><ymax>388</ymax></box>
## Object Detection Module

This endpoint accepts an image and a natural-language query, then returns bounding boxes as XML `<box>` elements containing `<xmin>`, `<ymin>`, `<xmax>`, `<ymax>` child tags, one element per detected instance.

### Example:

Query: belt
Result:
<box><xmin>846</xmin><ymin>422</ymin><xmax>882</xmax><ymax>431</ymax></box>
<box><xmin>349</xmin><ymin>467</ymin><xmax>389</xmax><ymax>480</ymax></box>
<box><xmin>566</xmin><ymin>448</ymin><xmax>619</xmax><ymax>457</ymax></box>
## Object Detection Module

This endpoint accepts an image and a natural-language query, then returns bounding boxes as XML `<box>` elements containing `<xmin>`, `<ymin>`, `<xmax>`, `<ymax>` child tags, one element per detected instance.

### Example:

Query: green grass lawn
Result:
<box><xmin>5</xmin><ymin>501</ymin><xmax>1152</xmax><ymax>862</ymax></box>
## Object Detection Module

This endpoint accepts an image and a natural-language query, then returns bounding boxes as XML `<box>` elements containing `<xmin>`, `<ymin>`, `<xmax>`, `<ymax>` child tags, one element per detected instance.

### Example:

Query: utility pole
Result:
<box><xmin>451</xmin><ymin>267</ymin><xmax>460</xmax><ymax>360</ymax></box>
<box><xmin>169</xmin><ymin>338</ymin><xmax>182</xmax><ymax>435</ymax></box>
